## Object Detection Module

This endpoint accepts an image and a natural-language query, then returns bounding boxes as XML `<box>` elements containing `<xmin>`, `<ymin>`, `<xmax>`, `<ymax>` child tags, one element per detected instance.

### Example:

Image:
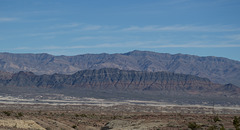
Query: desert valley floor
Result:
<box><xmin>0</xmin><ymin>98</ymin><xmax>240</xmax><ymax>130</ymax></box>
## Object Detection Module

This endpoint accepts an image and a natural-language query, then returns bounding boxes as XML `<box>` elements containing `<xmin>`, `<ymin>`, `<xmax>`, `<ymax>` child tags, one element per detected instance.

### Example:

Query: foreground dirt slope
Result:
<box><xmin>0</xmin><ymin>104</ymin><xmax>239</xmax><ymax>130</ymax></box>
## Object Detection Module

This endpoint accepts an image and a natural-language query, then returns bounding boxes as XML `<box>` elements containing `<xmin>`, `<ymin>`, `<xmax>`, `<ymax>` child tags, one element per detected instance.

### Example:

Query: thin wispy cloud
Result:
<box><xmin>24</xmin><ymin>23</ymin><xmax>105</xmax><ymax>37</ymax></box>
<box><xmin>164</xmin><ymin>0</ymin><xmax>190</xmax><ymax>5</ymax></box>
<box><xmin>122</xmin><ymin>25</ymin><xmax>240</xmax><ymax>32</ymax></box>
<box><xmin>12</xmin><ymin>42</ymin><xmax>146</xmax><ymax>51</ymax></box>
<box><xmin>13</xmin><ymin>47</ymin><xmax>32</xmax><ymax>50</ymax></box>
<box><xmin>71</xmin><ymin>36</ymin><xmax>117</xmax><ymax>42</ymax></box>
<box><xmin>23</xmin><ymin>18</ymin><xmax>59</xmax><ymax>23</ymax></box>
<box><xmin>142</xmin><ymin>44</ymin><xmax>240</xmax><ymax>48</ymax></box>
<box><xmin>26</xmin><ymin>31</ymin><xmax>68</xmax><ymax>37</ymax></box>
<box><xmin>12</xmin><ymin>41</ymin><xmax>240</xmax><ymax>52</ymax></box>
<box><xmin>226</xmin><ymin>34</ymin><xmax>240</xmax><ymax>41</ymax></box>
<box><xmin>72</xmin><ymin>36</ymin><xmax>99</xmax><ymax>41</ymax></box>
<box><xmin>15</xmin><ymin>10</ymin><xmax>60</xmax><ymax>16</ymax></box>
<box><xmin>0</xmin><ymin>17</ymin><xmax>18</xmax><ymax>22</ymax></box>
<box><xmin>82</xmin><ymin>25</ymin><xmax>102</xmax><ymax>31</ymax></box>
<box><xmin>49</xmin><ymin>23</ymin><xmax>80</xmax><ymax>29</ymax></box>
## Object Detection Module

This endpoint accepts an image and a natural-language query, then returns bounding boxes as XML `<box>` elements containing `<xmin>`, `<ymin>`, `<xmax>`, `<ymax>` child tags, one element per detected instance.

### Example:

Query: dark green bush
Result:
<box><xmin>213</xmin><ymin>116</ymin><xmax>221</xmax><ymax>122</ymax></box>
<box><xmin>233</xmin><ymin>116</ymin><xmax>240</xmax><ymax>130</ymax></box>
<box><xmin>188</xmin><ymin>122</ymin><xmax>201</xmax><ymax>130</ymax></box>
<box><xmin>3</xmin><ymin>111</ymin><xmax>11</xmax><ymax>116</ymax></box>
<box><xmin>17</xmin><ymin>112</ymin><xmax>23</xmax><ymax>117</ymax></box>
<box><xmin>72</xmin><ymin>125</ymin><xmax>77</xmax><ymax>129</ymax></box>
<box><xmin>80</xmin><ymin>114</ymin><xmax>87</xmax><ymax>117</ymax></box>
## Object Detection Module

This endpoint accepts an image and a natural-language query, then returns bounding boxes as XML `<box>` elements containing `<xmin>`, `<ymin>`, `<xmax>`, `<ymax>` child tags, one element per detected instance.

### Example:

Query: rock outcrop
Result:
<box><xmin>0</xmin><ymin>68</ymin><xmax>239</xmax><ymax>95</ymax></box>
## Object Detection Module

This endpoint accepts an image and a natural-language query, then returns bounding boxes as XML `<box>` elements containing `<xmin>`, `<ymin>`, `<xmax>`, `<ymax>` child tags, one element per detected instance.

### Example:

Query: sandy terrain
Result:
<box><xmin>0</xmin><ymin>119</ymin><xmax>45</xmax><ymax>130</ymax></box>
<box><xmin>0</xmin><ymin>103</ymin><xmax>239</xmax><ymax>130</ymax></box>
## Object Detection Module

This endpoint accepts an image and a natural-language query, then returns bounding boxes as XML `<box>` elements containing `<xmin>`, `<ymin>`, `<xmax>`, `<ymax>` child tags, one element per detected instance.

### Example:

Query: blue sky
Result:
<box><xmin>0</xmin><ymin>0</ymin><xmax>240</xmax><ymax>61</ymax></box>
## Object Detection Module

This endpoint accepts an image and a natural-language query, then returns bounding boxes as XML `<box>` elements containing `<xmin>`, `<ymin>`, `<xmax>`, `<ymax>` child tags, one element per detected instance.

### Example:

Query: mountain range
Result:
<box><xmin>0</xmin><ymin>50</ymin><xmax>239</xmax><ymax>86</ymax></box>
<box><xmin>0</xmin><ymin>68</ymin><xmax>239</xmax><ymax>96</ymax></box>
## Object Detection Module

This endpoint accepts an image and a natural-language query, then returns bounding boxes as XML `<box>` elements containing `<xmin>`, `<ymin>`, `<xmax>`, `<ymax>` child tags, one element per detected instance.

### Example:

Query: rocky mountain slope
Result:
<box><xmin>0</xmin><ymin>68</ymin><xmax>239</xmax><ymax>95</ymax></box>
<box><xmin>0</xmin><ymin>50</ymin><xmax>239</xmax><ymax>86</ymax></box>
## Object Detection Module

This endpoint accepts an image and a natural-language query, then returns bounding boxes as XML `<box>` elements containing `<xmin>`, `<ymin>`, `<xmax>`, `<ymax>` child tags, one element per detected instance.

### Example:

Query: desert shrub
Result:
<box><xmin>17</xmin><ymin>112</ymin><xmax>23</xmax><ymax>117</ymax></box>
<box><xmin>112</xmin><ymin>116</ymin><xmax>117</xmax><ymax>120</ymax></box>
<box><xmin>75</xmin><ymin>114</ymin><xmax>79</xmax><ymax>117</ymax></box>
<box><xmin>208</xmin><ymin>125</ymin><xmax>218</xmax><ymax>130</ymax></box>
<box><xmin>80</xmin><ymin>114</ymin><xmax>87</xmax><ymax>117</ymax></box>
<box><xmin>213</xmin><ymin>116</ymin><xmax>221</xmax><ymax>122</ymax></box>
<box><xmin>219</xmin><ymin>124</ymin><xmax>225</xmax><ymax>130</ymax></box>
<box><xmin>233</xmin><ymin>116</ymin><xmax>240</xmax><ymax>130</ymax></box>
<box><xmin>188</xmin><ymin>122</ymin><xmax>201</xmax><ymax>130</ymax></box>
<box><xmin>101</xmin><ymin>126</ymin><xmax>111</xmax><ymax>130</ymax></box>
<box><xmin>72</xmin><ymin>125</ymin><xmax>77</xmax><ymax>129</ymax></box>
<box><xmin>3</xmin><ymin>111</ymin><xmax>11</xmax><ymax>116</ymax></box>
<box><xmin>208</xmin><ymin>116</ymin><xmax>225</xmax><ymax>130</ymax></box>
<box><xmin>38</xmin><ymin>110</ymin><xmax>42</xmax><ymax>114</ymax></box>
<box><xmin>46</xmin><ymin>127</ymin><xmax>51</xmax><ymax>130</ymax></box>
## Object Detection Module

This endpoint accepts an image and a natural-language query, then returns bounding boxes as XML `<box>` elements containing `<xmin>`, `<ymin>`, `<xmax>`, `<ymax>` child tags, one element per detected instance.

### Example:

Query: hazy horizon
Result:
<box><xmin>1</xmin><ymin>50</ymin><xmax>240</xmax><ymax>62</ymax></box>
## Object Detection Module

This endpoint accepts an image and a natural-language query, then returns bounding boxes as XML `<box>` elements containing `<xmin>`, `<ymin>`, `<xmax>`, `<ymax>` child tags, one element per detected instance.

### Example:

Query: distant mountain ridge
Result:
<box><xmin>0</xmin><ymin>50</ymin><xmax>239</xmax><ymax>86</ymax></box>
<box><xmin>0</xmin><ymin>68</ymin><xmax>239</xmax><ymax>95</ymax></box>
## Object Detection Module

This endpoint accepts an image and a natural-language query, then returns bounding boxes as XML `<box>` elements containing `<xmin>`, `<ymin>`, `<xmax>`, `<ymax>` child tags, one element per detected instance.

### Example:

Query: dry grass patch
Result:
<box><xmin>0</xmin><ymin>119</ymin><xmax>45</xmax><ymax>130</ymax></box>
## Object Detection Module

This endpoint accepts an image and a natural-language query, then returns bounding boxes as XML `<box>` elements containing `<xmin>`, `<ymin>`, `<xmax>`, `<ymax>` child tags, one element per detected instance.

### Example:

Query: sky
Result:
<box><xmin>0</xmin><ymin>0</ymin><xmax>240</xmax><ymax>61</ymax></box>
